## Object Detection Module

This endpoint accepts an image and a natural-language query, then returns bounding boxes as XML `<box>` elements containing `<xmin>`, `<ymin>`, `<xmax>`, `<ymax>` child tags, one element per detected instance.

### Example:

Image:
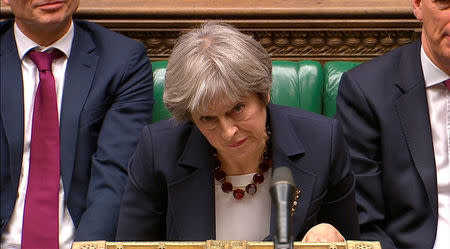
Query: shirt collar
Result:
<box><xmin>14</xmin><ymin>21</ymin><xmax>74</xmax><ymax>60</ymax></box>
<box><xmin>420</xmin><ymin>45</ymin><xmax>450</xmax><ymax>87</ymax></box>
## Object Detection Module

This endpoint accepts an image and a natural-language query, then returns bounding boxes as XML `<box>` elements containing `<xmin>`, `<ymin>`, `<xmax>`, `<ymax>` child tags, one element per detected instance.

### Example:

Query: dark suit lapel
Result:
<box><xmin>59</xmin><ymin>23</ymin><xmax>99</xmax><ymax>196</ymax></box>
<box><xmin>265</xmin><ymin>104</ymin><xmax>315</xmax><ymax>240</ymax></box>
<box><xmin>1</xmin><ymin>24</ymin><xmax>25</xmax><ymax>190</ymax></box>
<box><xmin>167</xmin><ymin>126</ymin><xmax>216</xmax><ymax>240</ymax></box>
<box><xmin>394</xmin><ymin>40</ymin><xmax>438</xmax><ymax>218</ymax></box>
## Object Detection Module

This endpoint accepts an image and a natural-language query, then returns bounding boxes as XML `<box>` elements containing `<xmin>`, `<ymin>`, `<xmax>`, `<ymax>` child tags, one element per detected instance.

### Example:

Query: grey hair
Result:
<box><xmin>163</xmin><ymin>22</ymin><xmax>272</xmax><ymax>121</ymax></box>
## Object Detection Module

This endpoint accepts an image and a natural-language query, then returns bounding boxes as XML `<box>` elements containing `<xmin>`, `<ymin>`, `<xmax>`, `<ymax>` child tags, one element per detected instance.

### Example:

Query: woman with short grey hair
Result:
<box><xmin>164</xmin><ymin>22</ymin><xmax>272</xmax><ymax>121</ymax></box>
<box><xmin>116</xmin><ymin>22</ymin><xmax>359</xmax><ymax>242</ymax></box>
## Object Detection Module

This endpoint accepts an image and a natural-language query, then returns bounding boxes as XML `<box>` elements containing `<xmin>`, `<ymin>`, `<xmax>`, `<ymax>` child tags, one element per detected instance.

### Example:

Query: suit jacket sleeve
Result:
<box><xmin>335</xmin><ymin>72</ymin><xmax>397</xmax><ymax>248</ymax></box>
<box><xmin>74</xmin><ymin>43</ymin><xmax>154</xmax><ymax>240</ymax></box>
<box><xmin>116</xmin><ymin>125</ymin><xmax>166</xmax><ymax>241</ymax></box>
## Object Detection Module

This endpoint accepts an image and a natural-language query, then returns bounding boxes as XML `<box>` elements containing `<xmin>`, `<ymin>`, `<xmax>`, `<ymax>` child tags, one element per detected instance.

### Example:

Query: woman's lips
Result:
<box><xmin>228</xmin><ymin>137</ymin><xmax>247</xmax><ymax>147</ymax></box>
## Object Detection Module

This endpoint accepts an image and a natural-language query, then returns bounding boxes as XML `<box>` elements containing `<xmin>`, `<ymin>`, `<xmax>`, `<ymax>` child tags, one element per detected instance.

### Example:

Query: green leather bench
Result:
<box><xmin>151</xmin><ymin>60</ymin><xmax>361</xmax><ymax>123</ymax></box>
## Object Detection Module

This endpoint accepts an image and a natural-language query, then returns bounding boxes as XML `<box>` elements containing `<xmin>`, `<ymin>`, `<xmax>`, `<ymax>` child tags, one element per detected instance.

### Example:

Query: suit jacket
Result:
<box><xmin>0</xmin><ymin>20</ymin><xmax>154</xmax><ymax>241</ymax></box>
<box><xmin>335</xmin><ymin>40</ymin><xmax>438</xmax><ymax>249</ymax></box>
<box><xmin>116</xmin><ymin>103</ymin><xmax>359</xmax><ymax>241</ymax></box>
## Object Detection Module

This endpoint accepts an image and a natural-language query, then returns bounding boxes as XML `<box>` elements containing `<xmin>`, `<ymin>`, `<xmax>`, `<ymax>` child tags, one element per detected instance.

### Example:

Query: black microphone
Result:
<box><xmin>270</xmin><ymin>166</ymin><xmax>296</xmax><ymax>249</ymax></box>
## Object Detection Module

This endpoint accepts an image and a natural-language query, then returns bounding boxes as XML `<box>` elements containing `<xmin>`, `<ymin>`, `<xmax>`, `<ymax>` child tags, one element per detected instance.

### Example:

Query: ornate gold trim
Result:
<box><xmin>72</xmin><ymin>240</ymin><xmax>382</xmax><ymax>249</ymax></box>
<box><xmin>115</xmin><ymin>29</ymin><xmax>420</xmax><ymax>61</ymax></box>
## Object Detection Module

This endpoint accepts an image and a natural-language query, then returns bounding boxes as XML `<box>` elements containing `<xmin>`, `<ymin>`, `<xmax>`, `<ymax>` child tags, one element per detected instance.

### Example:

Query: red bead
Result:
<box><xmin>213</xmin><ymin>140</ymin><xmax>272</xmax><ymax>200</ymax></box>
<box><xmin>263</xmin><ymin>149</ymin><xmax>270</xmax><ymax>159</ymax></box>
<box><xmin>246</xmin><ymin>183</ymin><xmax>257</xmax><ymax>195</ymax></box>
<box><xmin>233</xmin><ymin>189</ymin><xmax>245</xmax><ymax>200</ymax></box>
<box><xmin>221</xmin><ymin>182</ymin><xmax>233</xmax><ymax>193</ymax></box>
<box><xmin>253</xmin><ymin>173</ymin><xmax>264</xmax><ymax>184</ymax></box>
<box><xmin>258</xmin><ymin>159</ymin><xmax>271</xmax><ymax>172</ymax></box>
<box><xmin>215</xmin><ymin>169</ymin><xmax>226</xmax><ymax>182</ymax></box>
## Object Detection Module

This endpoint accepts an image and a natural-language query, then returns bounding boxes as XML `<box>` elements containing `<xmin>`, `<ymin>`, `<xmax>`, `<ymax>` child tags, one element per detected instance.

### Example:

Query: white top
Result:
<box><xmin>421</xmin><ymin>46</ymin><xmax>450</xmax><ymax>249</ymax></box>
<box><xmin>1</xmin><ymin>22</ymin><xmax>76</xmax><ymax>249</ymax></box>
<box><xmin>215</xmin><ymin>169</ymin><xmax>272</xmax><ymax>240</ymax></box>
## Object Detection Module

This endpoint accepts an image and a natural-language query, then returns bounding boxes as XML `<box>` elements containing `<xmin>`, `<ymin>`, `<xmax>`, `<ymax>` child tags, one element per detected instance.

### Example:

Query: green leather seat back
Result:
<box><xmin>271</xmin><ymin>60</ymin><xmax>323</xmax><ymax>114</ymax></box>
<box><xmin>151</xmin><ymin>60</ymin><xmax>360</xmax><ymax>122</ymax></box>
<box><xmin>151</xmin><ymin>60</ymin><xmax>325</xmax><ymax>123</ymax></box>
<box><xmin>151</xmin><ymin>61</ymin><xmax>172</xmax><ymax>123</ymax></box>
<box><xmin>323</xmin><ymin>61</ymin><xmax>361</xmax><ymax>117</ymax></box>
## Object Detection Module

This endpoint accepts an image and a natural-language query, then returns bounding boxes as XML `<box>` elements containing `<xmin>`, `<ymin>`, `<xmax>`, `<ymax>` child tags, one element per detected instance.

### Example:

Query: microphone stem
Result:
<box><xmin>271</xmin><ymin>183</ymin><xmax>295</xmax><ymax>249</ymax></box>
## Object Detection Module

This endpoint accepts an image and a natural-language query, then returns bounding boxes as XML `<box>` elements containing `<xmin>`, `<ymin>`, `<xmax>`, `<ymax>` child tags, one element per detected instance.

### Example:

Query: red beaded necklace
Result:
<box><xmin>214</xmin><ymin>129</ymin><xmax>272</xmax><ymax>200</ymax></box>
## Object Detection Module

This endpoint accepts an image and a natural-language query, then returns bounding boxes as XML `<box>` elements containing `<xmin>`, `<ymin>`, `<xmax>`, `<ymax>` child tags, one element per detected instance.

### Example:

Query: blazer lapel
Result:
<box><xmin>167</xmin><ymin>126</ymin><xmax>216</xmax><ymax>240</ymax></box>
<box><xmin>59</xmin><ymin>23</ymin><xmax>99</xmax><ymax>196</ymax></box>
<box><xmin>1</xmin><ymin>23</ymin><xmax>25</xmax><ymax>191</ymax></box>
<box><xmin>394</xmin><ymin>40</ymin><xmax>438</xmax><ymax>218</ymax></box>
<box><xmin>265</xmin><ymin>104</ymin><xmax>315</xmax><ymax>240</ymax></box>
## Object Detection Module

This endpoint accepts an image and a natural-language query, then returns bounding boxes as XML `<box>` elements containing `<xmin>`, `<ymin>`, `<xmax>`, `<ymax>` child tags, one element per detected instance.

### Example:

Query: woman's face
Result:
<box><xmin>192</xmin><ymin>93</ymin><xmax>268</xmax><ymax>163</ymax></box>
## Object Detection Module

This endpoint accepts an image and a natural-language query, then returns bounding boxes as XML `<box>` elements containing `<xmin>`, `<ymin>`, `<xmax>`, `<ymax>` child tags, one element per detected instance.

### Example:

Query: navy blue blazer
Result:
<box><xmin>0</xmin><ymin>20</ymin><xmax>154</xmax><ymax>241</ymax></box>
<box><xmin>336</xmin><ymin>40</ymin><xmax>438</xmax><ymax>249</ymax></box>
<box><xmin>116</xmin><ymin>104</ymin><xmax>359</xmax><ymax>241</ymax></box>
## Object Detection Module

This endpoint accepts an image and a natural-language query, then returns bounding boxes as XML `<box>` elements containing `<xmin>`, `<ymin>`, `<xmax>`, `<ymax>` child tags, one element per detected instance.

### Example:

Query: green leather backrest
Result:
<box><xmin>151</xmin><ymin>60</ymin><xmax>359</xmax><ymax>122</ymax></box>
<box><xmin>151</xmin><ymin>61</ymin><xmax>171</xmax><ymax>123</ymax></box>
<box><xmin>323</xmin><ymin>61</ymin><xmax>361</xmax><ymax>117</ymax></box>
<box><xmin>271</xmin><ymin>61</ymin><xmax>323</xmax><ymax>114</ymax></box>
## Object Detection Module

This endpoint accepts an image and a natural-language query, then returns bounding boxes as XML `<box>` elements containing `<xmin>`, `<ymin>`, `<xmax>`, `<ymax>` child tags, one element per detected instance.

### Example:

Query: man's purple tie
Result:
<box><xmin>22</xmin><ymin>50</ymin><xmax>62</xmax><ymax>249</ymax></box>
<box><xmin>444</xmin><ymin>79</ymin><xmax>450</xmax><ymax>90</ymax></box>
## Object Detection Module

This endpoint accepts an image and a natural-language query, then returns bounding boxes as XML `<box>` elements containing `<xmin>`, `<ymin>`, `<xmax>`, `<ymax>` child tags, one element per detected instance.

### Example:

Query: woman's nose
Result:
<box><xmin>219</xmin><ymin>117</ymin><xmax>238</xmax><ymax>140</ymax></box>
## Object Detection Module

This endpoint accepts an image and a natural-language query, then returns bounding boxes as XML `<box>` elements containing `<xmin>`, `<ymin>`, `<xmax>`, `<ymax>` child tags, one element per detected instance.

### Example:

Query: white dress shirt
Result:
<box><xmin>421</xmin><ymin>46</ymin><xmax>450</xmax><ymax>249</ymax></box>
<box><xmin>1</xmin><ymin>22</ymin><xmax>76</xmax><ymax>249</ymax></box>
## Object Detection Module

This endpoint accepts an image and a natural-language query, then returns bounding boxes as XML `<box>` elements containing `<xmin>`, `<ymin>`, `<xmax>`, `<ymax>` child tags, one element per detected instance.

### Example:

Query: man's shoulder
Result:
<box><xmin>0</xmin><ymin>20</ymin><xmax>13</xmax><ymax>37</ymax></box>
<box><xmin>338</xmin><ymin>39</ymin><xmax>422</xmax><ymax>94</ymax></box>
<box><xmin>0</xmin><ymin>20</ymin><xmax>15</xmax><ymax>56</ymax></box>
<box><xmin>74</xmin><ymin>20</ymin><xmax>144</xmax><ymax>49</ymax></box>
<box><xmin>346</xmin><ymin>39</ymin><xmax>420</xmax><ymax>79</ymax></box>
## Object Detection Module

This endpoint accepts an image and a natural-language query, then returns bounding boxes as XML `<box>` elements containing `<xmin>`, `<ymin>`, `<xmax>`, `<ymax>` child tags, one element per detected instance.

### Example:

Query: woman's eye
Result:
<box><xmin>200</xmin><ymin>116</ymin><xmax>216</xmax><ymax>123</ymax></box>
<box><xmin>232</xmin><ymin>103</ymin><xmax>245</xmax><ymax>113</ymax></box>
<box><xmin>199</xmin><ymin>116</ymin><xmax>217</xmax><ymax>129</ymax></box>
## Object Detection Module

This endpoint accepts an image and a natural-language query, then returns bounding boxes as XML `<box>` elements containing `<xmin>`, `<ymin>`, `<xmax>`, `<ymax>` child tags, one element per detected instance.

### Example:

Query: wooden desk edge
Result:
<box><xmin>72</xmin><ymin>240</ymin><xmax>382</xmax><ymax>249</ymax></box>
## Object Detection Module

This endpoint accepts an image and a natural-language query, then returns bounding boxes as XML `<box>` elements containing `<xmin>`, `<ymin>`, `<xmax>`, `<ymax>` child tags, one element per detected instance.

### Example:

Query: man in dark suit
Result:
<box><xmin>335</xmin><ymin>0</ymin><xmax>450</xmax><ymax>248</ymax></box>
<box><xmin>0</xmin><ymin>0</ymin><xmax>153</xmax><ymax>248</ymax></box>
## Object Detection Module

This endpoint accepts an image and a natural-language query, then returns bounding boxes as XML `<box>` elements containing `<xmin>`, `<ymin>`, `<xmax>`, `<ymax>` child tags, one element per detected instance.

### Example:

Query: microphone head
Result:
<box><xmin>272</xmin><ymin>166</ymin><xmax>295</xmax><ymax>187</ymax></box>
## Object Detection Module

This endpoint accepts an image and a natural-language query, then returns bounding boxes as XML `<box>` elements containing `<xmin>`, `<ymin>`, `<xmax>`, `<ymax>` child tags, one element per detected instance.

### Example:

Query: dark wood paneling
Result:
<box><xmin>1</xmin><ymin>0</ymin><xmax>421</xmax><ymax>62</ymax></box>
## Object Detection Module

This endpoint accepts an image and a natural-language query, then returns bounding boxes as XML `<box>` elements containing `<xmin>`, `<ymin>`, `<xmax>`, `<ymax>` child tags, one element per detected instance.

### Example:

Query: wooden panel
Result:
<box><xmin>1</xmin><ymin>0</ymin><xmax>421</xmax><ymax>62</ymax></box>
<box><xmin>70</xmin><ymin>0</ymin><xmax>414</xmax><ymax>17</ymax></box>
